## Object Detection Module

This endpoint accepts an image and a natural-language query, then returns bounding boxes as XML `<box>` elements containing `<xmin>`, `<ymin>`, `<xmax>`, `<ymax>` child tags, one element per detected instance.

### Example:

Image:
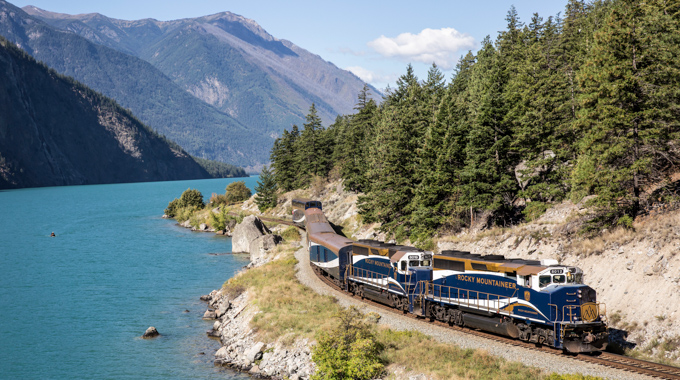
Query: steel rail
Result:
<box><xmin>310</xmin><ymin>266</ymin><xmax>680</xmax><ymax>380</ymax></box>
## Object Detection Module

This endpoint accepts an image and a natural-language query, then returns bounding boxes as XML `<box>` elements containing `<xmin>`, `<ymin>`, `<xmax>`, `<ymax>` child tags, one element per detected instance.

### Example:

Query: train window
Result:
<box><xmin>409</xmin><ymin>260</ymin><xmax>419</xmax><ymax>267</ymax></box>
<box><xmin>539</xmin><ymin>275</ymin><xmax>551</xmax><ymax>288</ymax></box>
<box><xmin>553</xmin><ymin>275</ymin><xmax>566</xmax><ymax>283</ymax></box>
<box><xmin>421</xmin><ymin>260</ymin><xmax>431</xmax><ymax>267</ymax></box>
<box><xmin>400</xmin><ymin>261</ymin><xmax>407</xmax><ymax>271</ymax></box>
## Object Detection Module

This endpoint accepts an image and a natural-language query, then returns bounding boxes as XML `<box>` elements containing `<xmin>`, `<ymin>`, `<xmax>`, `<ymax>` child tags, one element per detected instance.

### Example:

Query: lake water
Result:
<box><xmin>0</xmin><ymin>177</ymin><xmax>261</xmax><ymax>379</ymax></box>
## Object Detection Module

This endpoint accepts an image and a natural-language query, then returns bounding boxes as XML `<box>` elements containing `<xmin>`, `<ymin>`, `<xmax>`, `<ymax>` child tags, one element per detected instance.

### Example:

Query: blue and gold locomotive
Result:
<box><xmin>295</xmin><ymin>198</ymin><xmax>608</xmax><ymax>353</ymax></box>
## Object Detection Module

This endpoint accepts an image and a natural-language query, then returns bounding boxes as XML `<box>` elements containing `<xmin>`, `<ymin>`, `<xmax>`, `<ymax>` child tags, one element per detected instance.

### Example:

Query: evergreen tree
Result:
<box><xmin>359</xmin><ymin>66</ymin><xmax>427</xmax><ymax>237</ymax></box>
<box><xmin>297</xmin><ymin>104</ymin><xmax>331</xmax><ymax>180</ymax></box>
<box><xmin>254</xmin><ymin>165</ymin><xmax>278</xmax><ymax>211</ymax></box>
<box><xmin>270</xmin><ymin>125</ymin><xmax>300</xmax><ymax>191</ymax></box>
<box><xmin>572</xmin><ymin>0</ymin><xmax>680</xmax><ymax>220</ymax></box>
<box><xmin>340</xmin><ymin>85</ymin><xmax>377</xmax><ymax>193</ymax></box>
<box><xmin>459</xmin><ymin>37</ymin><xmax>517</xmax><ymax>221</ymax></box>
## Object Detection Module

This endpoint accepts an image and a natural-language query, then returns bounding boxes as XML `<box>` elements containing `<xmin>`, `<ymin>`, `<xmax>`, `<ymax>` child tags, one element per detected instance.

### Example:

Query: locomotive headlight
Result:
<box><xmin>577</xmin><ymin>289</ymin><xmax>583</xmax><ymax>299</ymax></box>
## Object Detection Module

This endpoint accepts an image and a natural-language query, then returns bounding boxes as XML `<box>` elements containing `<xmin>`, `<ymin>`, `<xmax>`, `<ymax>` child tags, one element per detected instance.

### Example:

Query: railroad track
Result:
<box><xmin>310</xmin><ymin>267</ymin><xmax>680</xmax><ymax>379</ymax></box>
<box><xmin>259</xmin><ymin>215</ymin><xmax>299</xmax><ymax>227</ymax></box>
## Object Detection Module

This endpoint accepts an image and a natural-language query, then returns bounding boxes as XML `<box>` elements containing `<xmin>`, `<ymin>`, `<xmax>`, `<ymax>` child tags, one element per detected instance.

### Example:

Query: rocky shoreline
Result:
<box><xmin>199</xmin><ymin>215</ymin><xmax>314</xmax><ymax>379</ymax></box>
<box><xmin>200</xmin><ymin>289</ymin><xmax>314</xmax><ymax>379</ymax></box>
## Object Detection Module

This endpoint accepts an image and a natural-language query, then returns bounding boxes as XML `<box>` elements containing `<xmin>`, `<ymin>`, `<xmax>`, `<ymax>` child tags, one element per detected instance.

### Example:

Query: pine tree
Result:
<box><xmin>459</xmin><ymin>37</ymin><xmax>517</xmax><ymax>222</ymax></box>
<box><xmin>254</xmin><ymin>165</ymin><xmax>278</xmax><ymax>211</ymax></box>
<box><xmin>572</xmin><ymin>0</ymin><xmax>680</xmax><ymax>220</ymax></box>
<box><xmin>270</xmin><ymin>125</ymin><xmax>300</xmax><ymax>191</ymax></box>
<box><xmin>359</xmin><ymin>66</ymin><xmax>429</xmax><ymax>237</ymax></box>
<box><xmin>340</xmin><ymin>85</ymin><xmax>376</xmax><ymax>193</ymax></box>
<box><xmin>297</xmin><ymin>104</ymin><xmax>330</xmax><ymax>180</ymax></box>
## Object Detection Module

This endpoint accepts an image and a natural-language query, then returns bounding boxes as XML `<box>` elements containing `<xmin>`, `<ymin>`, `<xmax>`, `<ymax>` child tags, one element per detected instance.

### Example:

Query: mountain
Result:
<box><xmin>0</xmin><ymin>1</ymin><xmax>265</xmax><ymax>167</ymax></box>
<box><xmin>23</xmin><ymin>7</ymin><xmax>380</xmax><ymax>128</ymax></box>
<box><xmin>6</xmin><ymin>2</ymin><xmax>380</xmax><ymax>168</ymax></box>
<box><xmin>0</xmin><ymin>36</ymin><xmax>217</xmax><ymax>189</ymax></box>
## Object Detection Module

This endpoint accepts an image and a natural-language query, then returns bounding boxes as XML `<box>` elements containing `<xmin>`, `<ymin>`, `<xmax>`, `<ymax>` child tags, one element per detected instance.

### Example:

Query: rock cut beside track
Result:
<box><xmin>294</xmin><ymin>241</ymin><xmax>653</xmax><ymax>380</ymax></box>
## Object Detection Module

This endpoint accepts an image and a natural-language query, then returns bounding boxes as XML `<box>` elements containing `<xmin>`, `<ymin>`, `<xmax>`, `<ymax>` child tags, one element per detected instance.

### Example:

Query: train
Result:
<box><xmin>293</xmin><ymin>198</ymin><xmax>609</xmax><ymax>353</ymax></box>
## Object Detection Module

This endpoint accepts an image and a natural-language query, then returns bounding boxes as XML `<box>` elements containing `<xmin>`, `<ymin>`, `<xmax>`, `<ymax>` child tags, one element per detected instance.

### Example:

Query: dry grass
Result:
<box><xmin>377</xmin><ymin>328</ymin><xmax>598</xmax><ymax>380</ymax></box>
<box><xmin>626</xmin><ymin>335</ymin><xmax>680</xmax><ymax>366</ymax></box>
<box><xmin>221</xmin><ymin>243</ymin><xmax>342</xmax><ymax>344</ymax></box>
<box><xmin>566</xmin><ymin>227</ymin><xmax>634</xmax><ymax>256</ymax></box>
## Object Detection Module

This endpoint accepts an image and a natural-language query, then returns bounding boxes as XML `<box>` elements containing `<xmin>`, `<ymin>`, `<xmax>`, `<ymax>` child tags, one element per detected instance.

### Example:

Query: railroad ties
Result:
<box><xmin>309</xmin><ymin>262</ymin><xmax>680</xmax><ymax>380</ymax></box>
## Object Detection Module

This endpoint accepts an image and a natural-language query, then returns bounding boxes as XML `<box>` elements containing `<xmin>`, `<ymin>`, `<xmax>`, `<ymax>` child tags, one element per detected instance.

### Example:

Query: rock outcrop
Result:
<box><xmin>201</xmin><ymin>290</ymin><xmax>314</xmax><ymax>379</ymax></box>
<box><xmin>231</xmin><ymin>215</ymin><xmax>273</xmax><ymax>253</ymax></box>
<box><xmin>142</xmin><ymin>326</ymin><xmax>160</xmax><ymax>339</ymax></box>
<box><xmin>249</xmin><ymin>234</ymin><xmax>283</xmax><ymax>265</ymax></box>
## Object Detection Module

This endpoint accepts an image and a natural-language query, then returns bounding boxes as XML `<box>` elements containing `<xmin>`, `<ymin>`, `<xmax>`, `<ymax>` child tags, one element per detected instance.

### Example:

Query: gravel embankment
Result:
<box><xmin>294</xmin><ymin>245</ymin><xmax>653</xmax><ymax>380</ymax></box>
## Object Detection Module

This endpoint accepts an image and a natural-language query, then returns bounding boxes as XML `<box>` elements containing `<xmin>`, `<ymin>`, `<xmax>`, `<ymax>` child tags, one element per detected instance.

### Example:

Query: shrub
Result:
<box><xmin>225</xmin><ymin>181</ymin><xmax>252</xmax><ymax>203</ymax></box>
<box><xmin>180</xmin><ymin>188</ymin><xmax>205</xmax><ymax>209</ymax></box>
<box><xmin>209</xmin><ymin>208</ymin><xmax>227</xmax><ymax>231</ymax></box>
<box><xmin>281</xmin><ymin>226</ymin><xmax>301</xmax><ymax>242</ymax></box>
<box><xmin>312</xmin><ymin>307</ymin><xmax>384</xmax><ymax>380</ymax></box>
<box><xmin>176</xmin><ymin>205</ymin><xmax>199</xmax><ymax>222</ymax></box>
<box><xmin>210</xmin><ymin>192</ymin><xmax>229</xmax><ymax>205</ymax></box>
<box><xmin>522</xmin><ymin>201</ymin><xmax>550</xmax><ymax>222</ymax></box>
<box><xmin>164</xmin><ymin>198</ymin><xmax>182</xmax><ymax>217</ymax></box>
<box><xmin>165</xmin><ymin>188</ymin><xmax>205</xmax><ymax>218</ymax></box>
<box><xmin>209</xmin><ymin>207</ymin><xmax>242</xmax><ymax>231</ymax></box>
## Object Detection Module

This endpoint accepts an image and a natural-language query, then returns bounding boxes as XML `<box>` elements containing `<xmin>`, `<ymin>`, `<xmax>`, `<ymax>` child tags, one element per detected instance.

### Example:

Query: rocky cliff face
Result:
<box><xmin>0</xmin><ymin>37</ymin><xmax>211</xmax><ymax>189</ymax></box>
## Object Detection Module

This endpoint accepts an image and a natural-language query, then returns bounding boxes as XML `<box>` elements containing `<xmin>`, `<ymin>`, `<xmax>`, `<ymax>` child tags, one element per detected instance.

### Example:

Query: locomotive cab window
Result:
<box><xmin>553</xmin><ymin>274</ymin><xmax>566</xmax><ymax>283</ymax></box>
<box><xmin>409</xmin><ymin>260</ymin><xmax>419</xmax><ymax>267</ymax></box>
<box><xmin>400</xmin><ymin>261</ymin><xmax>407</xmax><ymax>271</ymax></box>
<box><xmin>421</xmin><ymin>259</ymin><xmax>431</xmax><ymax>267</ymax></box>
<box><xmin>539</xmin><ymin>275</ymin><xmax>551</xmax><ymax>288</ymax></box>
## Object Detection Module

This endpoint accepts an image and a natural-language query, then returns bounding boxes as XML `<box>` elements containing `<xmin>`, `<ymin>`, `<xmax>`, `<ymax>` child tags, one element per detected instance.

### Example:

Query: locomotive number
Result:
<box><xmin>550</xmin><ymin>269</ymin><xmax>564</xmax><ymax>274</ymax></box>
<box><xmin>408</xmin><ymin>255</ymin><xmax>419</xmax><ymax>260</ymax></box>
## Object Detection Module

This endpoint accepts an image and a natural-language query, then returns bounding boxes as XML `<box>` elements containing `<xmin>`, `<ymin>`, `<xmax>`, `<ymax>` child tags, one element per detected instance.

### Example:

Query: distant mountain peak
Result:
<box><xmin>7</xmin><ymin>1</ymin><xmax>381</xmax><ymax>168</ymax></box>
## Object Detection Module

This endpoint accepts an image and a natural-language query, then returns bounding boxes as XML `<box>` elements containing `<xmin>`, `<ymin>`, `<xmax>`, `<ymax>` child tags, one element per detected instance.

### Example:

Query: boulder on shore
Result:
<box><xmin>249</xmin><ymin>234</ymin><xmax>283</xmax><ymax>263</ymax></box>
<box><xmin>231</xmin><ymin>215</ymin><xmax>271</xmax><ymax>253</ymax></box>
<box><xmin>142</xmin><ymin>326</ymin><xmax>160</xmax><ymax>339</ymax></box>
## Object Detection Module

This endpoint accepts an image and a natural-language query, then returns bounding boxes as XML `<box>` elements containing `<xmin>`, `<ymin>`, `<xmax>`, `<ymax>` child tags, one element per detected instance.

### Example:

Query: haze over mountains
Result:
<box><xmin>0</xmin><ymin>1</ymin><xmax>378</xmax><ymax>169</ymax></box>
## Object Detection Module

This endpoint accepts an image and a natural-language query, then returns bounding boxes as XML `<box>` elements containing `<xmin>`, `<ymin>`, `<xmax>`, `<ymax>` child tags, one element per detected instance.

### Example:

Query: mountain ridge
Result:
<box><xmin>0</xmin><ymin>0</ymin><xmax>266</xmax><ymax>167</ymax></box>
<box><xmin>19</xmin><ymin>3</ymin><xmax>381</xmax><ymax>159</ymax></box>
<box><xmin>0</xmin><ymin>36</ymin><xmax>219</xmax><ymax>189</ymax></box>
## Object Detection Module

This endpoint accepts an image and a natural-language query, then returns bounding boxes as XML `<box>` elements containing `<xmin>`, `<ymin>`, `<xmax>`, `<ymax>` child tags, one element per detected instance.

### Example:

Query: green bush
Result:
<box><xmin>225</xmin><ymin>181</ymin><xmax>252</xmax><ymax>203</ymax></box>
<box><xmin>164</xmin><ymin>198</ymin><xmax>182</xmax><ymax>217</ymax></box>
<box><xmin>176</xmin><ymin>205</ymin><xmax>199</xmax><ymax>222</ymax></box>
<box><xmin>281</xmin><ymin>226</ymin><xmax>301</xmax><ymax>242</ymax></box>
<box><xmin>522</xmin><ymin>201</ymin><xmax>550</xmax><ymax>222</ymax></box>
<box><xmin>180</xmin><ymin>188</ymin><xmax>205</xmax><ymax>209</ymax></box>
<box><xmin>312</xmin><ymin>307</ymin><xmax>384</xmax><ymax>380</ymax></box>
<box><xmin>165</xmin><ymin>188</ymin><xmax>205</xmax><ymax>218</ymax></box>
<box><xmin>209</xmin><ymin>192</ymin><xmax>229</xmax><ymax>205</ymax></box>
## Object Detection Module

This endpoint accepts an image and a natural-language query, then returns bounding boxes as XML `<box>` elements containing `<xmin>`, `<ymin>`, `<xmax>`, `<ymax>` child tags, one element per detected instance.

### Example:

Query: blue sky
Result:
<box><xmin>10</xmin><ymin>0</ymin><xmax>569</xmax><ymax>91</ymax></box>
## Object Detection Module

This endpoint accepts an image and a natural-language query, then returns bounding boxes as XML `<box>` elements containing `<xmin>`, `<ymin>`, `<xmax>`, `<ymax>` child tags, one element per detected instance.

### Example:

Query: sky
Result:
<box><xmin>9</xmin><ymin>0</ymin><xmax>570</xmax><ymax>92</ymax></box>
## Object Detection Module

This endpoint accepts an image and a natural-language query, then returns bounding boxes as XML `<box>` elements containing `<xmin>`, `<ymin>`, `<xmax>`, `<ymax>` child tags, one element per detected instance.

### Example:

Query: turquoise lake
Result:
<box><xmin>0</xmin><ymin>178</ymin><xmax>261</xmax><ymax>379</ymax></box>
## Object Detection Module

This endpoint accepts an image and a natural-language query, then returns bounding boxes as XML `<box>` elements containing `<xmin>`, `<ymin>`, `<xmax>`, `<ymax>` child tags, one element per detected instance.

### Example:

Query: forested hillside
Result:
<box><xmin>270</xmin><ymin>0</ymin><xmax>680</xmax><ymax>243</ymax></box>
<box><xmin>0</xmin><ymin>36</ymin><xmax>243</xmax><ymax>189</ymax></box>
<box><xmin>0</xmin><ymin>1</ymin><xmax>263</xmax><ymax>167</ymax></box>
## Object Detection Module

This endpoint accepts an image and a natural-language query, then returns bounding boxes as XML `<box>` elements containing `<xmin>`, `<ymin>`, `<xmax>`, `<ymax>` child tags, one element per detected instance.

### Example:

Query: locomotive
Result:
<box><xmin>293</xmin><ymin>198</ymin><xmax>608</xmax><ymax>353</ymax></box>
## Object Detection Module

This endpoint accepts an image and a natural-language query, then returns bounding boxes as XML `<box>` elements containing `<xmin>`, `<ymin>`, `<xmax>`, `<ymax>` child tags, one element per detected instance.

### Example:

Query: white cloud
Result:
<box><xmin>367</xmin><ymin>28</ymin><xmax>475</xmax><ymax>69</ymax></box>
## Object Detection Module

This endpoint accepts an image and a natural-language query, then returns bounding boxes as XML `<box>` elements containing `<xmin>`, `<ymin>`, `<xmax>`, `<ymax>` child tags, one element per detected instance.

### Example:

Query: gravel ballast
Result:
<box><xmin>294</xmin><ymin>244</ymin><xmax>653</xmax><ymax>380</ymax></box>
